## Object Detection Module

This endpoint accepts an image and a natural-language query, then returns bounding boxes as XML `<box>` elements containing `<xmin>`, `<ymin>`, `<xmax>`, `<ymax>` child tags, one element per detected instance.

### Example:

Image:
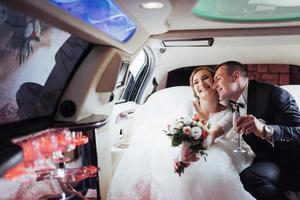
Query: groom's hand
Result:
<box><xmin>236</xmin><ymin>115</ymin><xmax>265</xmax><ymax>137</ymax></box>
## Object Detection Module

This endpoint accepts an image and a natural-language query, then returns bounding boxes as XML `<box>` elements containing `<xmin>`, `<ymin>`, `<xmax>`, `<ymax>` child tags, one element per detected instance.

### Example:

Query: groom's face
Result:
<box><xmin>213</xmin><ymin>65</ymin><xmax>237</xmax><ymax>101</ymax></box>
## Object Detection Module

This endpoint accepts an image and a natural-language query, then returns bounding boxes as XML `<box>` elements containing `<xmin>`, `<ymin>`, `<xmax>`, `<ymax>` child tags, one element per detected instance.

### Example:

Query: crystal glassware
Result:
<box><xmin>232</xmin><ymin>111</ymin><xmax>247</xmax><ymax>153</ymax></box>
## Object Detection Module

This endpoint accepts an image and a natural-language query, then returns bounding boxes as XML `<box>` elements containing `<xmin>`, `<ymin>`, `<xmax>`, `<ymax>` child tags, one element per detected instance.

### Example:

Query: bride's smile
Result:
<box><xmin>199</xmin><ymin>85</ymin><xmax>210</xmax><ymax>93</ymax></box>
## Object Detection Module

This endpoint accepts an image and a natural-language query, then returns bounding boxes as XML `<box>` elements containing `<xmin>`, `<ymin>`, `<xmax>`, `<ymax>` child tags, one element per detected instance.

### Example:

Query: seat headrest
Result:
<box><xmin>146</xmin><ymin>86</ymin><xmax>194</xmax><ymax>106</ymax></box>
<box><xmin>129</xmin><ymin>86</ymin><xmax>194</xmax><ymax>137</ymax></box>
<box><xmin>280</xmin><ymin>85</ymin><xmax>300</xmax><ymax>106</ymax></box>
<box><xmin>139</xmin><ymin>86</ymin><xmax>194</xmax><ymax>119</ymax></box>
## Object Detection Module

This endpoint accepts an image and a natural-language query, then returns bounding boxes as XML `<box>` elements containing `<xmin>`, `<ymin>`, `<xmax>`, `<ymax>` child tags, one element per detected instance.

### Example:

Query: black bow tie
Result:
<box><xmin>229</xmin><ymin>100</ymin><xmax>245</xmax><ymax>113</ymax></box>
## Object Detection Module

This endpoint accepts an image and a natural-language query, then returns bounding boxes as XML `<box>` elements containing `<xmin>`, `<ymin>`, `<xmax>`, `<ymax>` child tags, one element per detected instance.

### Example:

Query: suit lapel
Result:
<box><xmin>247</xmin><ymin>80</ymin><xmax>256</xmax><ymax>115</ymax></box>
<box><xmin>244</xmin><ymin>80</ymin><xmax>257</xmax><ymax>144</ymax></box>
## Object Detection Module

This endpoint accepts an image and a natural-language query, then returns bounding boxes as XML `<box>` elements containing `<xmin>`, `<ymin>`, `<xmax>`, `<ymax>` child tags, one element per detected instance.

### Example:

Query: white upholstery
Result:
<box><xmin>127</xmin><ymin>86</ymin><xmax>194</xmax><ymax>141</ymax></box>
<box><xmin>141</xmin><ymin>86</ymin><xmax>194</xmax><ymax>115</ymax></box>
<box><xmin>132</xmin><ymin>86</ymin><xmax>193</xmax><ymax>126</ymax></box>
<box><xmin>281</xmin><ymin>85</ymin><xmax>300</xmax><ymax>107</ymax></box>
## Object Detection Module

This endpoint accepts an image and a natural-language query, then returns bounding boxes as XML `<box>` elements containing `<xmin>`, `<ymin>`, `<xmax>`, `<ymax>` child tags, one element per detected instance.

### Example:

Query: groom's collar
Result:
<box><xmin>236</xmin><ymin>81</ymin><xmax>249</xmax><ymax>106</ymax></box>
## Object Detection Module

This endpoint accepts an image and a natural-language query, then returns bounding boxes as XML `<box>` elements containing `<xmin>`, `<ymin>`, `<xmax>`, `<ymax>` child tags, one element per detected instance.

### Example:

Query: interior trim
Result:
<box><xmin>153</xmin><ymin>26</ymin><xmax>300</xmax><ymax>39</ymax></box>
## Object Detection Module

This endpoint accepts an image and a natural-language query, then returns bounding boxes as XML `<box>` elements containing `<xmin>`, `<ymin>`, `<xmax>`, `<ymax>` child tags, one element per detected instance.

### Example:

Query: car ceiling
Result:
<box><xmin>120</xmin><ymin>0</ymin><xmax>300</xmax><ymax>33</ymax></box>
<box><xmin>2</xmin><ymin>0</ymin><xmax>300</xmax><ymax>54</ymax></box>
<box><xmin>120</xmin><ymin>0</ymin><xmax>300</xmax><ymax>70</ymax></box>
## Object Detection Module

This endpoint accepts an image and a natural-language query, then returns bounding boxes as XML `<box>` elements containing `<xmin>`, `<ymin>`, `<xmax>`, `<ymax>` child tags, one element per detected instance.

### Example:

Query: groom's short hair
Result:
<box><xmin>216</xmin><ymin>61</ymin><xmax>248</xmax><ymax>78</ymax></box>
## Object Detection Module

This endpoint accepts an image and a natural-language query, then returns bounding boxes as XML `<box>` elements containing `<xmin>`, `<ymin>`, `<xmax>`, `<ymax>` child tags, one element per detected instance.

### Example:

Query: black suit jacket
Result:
<box><xmin>244</xmin><ymin>80</ymin><xmax>300</xmax><ymax>164</ymax></box>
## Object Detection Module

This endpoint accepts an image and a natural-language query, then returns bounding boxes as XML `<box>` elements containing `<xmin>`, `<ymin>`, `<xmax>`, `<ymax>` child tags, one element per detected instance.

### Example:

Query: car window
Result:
<box><xmin>128</xmin><ymin>50</ymin><xmax>147</xmax><ymax>79</ymax></box>
<box><xmin>0</xmin><ymin>3</ymin><xmax>90</xmax><ymax>125</ymax></box>
<box><xmin>115</xmin><ymin>49</ymin><xmax>148</xmax><ymax>103</ymax></box>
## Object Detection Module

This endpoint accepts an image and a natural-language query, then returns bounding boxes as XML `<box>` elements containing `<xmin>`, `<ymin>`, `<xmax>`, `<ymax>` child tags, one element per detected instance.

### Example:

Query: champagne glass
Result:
<box><xmin>232</xmin><ymin>111</ymin><xmax>247</xmax><ymax>153</ymax></box>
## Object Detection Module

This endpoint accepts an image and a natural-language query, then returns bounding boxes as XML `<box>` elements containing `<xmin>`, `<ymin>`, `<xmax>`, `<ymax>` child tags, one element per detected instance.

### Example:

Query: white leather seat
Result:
<box><xmin>281</xmin><ymin>85</ymin><xmax>300</xmax><ymax>107</ymax></box>
<box><xmin>130</xmin><ymin>86</ymin><xmax>194</xmax><ymax>135</ymax></box>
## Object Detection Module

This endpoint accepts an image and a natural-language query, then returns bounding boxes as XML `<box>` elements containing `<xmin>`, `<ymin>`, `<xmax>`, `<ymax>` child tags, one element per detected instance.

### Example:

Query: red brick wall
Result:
<box><xmin>246</xmin><ymin>64</ymin><xmax>300</xmax><ymax>85</ymax></box>
<box><xmin>290</xmin><ymin>65</ymin><xmax>300</xmax><ymax>84</ymax></box>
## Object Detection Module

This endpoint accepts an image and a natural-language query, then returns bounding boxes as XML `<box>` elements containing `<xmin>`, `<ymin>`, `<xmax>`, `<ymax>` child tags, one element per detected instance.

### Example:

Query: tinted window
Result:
<box><xmin>0</xmin><ymin>3</ymin><xmax>89</xmax><ymax>125</ymax></box>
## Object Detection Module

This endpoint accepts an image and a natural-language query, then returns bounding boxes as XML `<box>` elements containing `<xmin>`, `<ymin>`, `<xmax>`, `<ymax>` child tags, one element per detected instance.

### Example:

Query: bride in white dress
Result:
<box><xmin>108</xmin><ymin>67</ymin><xmax>255</xmax><ymax>200</ymax></box>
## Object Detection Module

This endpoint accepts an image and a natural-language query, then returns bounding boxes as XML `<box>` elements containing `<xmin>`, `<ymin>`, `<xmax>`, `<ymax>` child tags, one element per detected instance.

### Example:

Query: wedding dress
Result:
<box><xmin>108</xmin><ymin>87</ymin><xmax>255</xmax><ymax>200</ymax></box>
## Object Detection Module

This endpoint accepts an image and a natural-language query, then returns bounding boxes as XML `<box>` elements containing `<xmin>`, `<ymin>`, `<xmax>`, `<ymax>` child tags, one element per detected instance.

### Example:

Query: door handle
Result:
<box><xmin>116</xmin><ymin>109</ymin><xmax>135</xmax><ymax>123</ymax></box>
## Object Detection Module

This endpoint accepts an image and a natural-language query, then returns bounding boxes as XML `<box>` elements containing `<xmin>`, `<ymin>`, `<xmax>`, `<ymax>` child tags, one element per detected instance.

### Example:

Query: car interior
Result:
<box><xmin>0</xmin><ymin>0</ymin><xmax>300</xmax><ymax>199</ymax></box>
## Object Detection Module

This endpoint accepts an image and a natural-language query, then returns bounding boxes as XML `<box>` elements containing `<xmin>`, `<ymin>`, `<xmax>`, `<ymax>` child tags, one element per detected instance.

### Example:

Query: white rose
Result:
<box><xmin>176</xmin><ymin>121</ymin><xmax>184</xmax><ymax>130</ymax></box>
<box><xmin>191</xmin><ymin>127</ymin><xmax>202</xmax><ymax>139</ymax></box>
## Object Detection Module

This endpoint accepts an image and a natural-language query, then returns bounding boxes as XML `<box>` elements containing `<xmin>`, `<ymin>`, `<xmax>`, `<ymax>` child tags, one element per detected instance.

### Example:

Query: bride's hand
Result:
<box><xmin>183</xmin><ymin>148</ymin><xmax>199</xmax><ymax>162</ymax></box>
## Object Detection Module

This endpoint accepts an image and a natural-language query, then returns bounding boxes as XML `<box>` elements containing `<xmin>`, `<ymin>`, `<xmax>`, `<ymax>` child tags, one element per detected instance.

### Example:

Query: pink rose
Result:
<box><xmin>183</xmin><ymin>126</ymin><xmax>192</xmax><ymax>135</ymax></box>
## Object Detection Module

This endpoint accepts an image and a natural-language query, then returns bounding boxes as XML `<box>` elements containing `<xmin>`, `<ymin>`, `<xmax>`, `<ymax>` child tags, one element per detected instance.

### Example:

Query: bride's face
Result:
<box><xmin>192</xmin><ymin>69</ymin><xmax>215</xmax><ymax>98</ymax></box>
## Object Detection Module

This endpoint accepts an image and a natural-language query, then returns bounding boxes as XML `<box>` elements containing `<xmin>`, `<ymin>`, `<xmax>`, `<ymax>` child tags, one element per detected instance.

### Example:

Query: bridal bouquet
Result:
<box><xmin>165</xmin><ymin>114</ymin><xmax>209</xmax><ymax>176</ymax></box>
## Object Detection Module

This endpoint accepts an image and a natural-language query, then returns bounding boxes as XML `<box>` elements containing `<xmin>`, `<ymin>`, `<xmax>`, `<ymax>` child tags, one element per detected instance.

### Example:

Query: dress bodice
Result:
<box><xmin>191</xmin><ymin>102</ymin><xmax>233</xmax><ymax>135</ymax></box>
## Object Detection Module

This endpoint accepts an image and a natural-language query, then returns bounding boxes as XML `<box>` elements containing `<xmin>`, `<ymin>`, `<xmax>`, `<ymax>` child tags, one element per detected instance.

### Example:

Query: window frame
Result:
<box><xmin>116</xmin><ymin>48</ymin><xmax>152</xmax><ymax>104</ymax></box>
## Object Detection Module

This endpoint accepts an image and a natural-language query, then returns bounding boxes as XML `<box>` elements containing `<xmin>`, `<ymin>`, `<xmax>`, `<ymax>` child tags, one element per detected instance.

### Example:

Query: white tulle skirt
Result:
<box><xmin>108</xmin><ymin>124</ymin><xmax>255</xmax><ymax>200</ymax></box>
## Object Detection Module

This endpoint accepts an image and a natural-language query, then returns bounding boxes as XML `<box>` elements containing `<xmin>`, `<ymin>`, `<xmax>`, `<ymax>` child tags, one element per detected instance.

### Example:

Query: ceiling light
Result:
<box><xmin>140</xmin><ymin>1</ymin><xmax>164</xmax><ymax>9</ymax></box>
<box><xmin>162</xmin><ymin>38</ymin><xmax>214</xmax><ymax>47</ymax></box>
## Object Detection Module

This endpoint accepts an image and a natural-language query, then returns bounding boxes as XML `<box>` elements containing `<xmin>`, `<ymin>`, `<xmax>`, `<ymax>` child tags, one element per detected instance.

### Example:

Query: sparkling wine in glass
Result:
<box><xmin>233</xmin><ymin>111</ymin><xmax>247</xmax><ymax>153</ymax></box>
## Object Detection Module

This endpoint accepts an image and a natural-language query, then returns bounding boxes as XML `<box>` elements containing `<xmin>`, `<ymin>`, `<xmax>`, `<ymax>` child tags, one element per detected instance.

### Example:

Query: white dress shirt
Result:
<box><xmin>236</xmin><ymin>82</ymin><xmax>248</xmax><ymax>116</ymax></box>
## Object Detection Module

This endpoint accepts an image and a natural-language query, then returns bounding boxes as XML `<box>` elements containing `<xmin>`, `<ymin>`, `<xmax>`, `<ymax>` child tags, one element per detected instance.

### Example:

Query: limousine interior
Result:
<box><xmin>0</xmin><ymin>0</ymin><xmax>300</xmax><ymax>199</ymax></box>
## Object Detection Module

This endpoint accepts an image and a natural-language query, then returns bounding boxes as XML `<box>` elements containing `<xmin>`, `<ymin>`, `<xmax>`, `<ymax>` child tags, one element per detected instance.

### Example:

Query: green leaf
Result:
<box><xmin>172</xmin><ymin>137</ymin><xmax>181</xmax><ymax>146</ymax></box>
<box><xmin>172</xmin><ymin>132</ymin><xmax>183</xmax><ymax>146</ymax></box>
<box><xmin>207</xmin><ymin>123</ymin><xmax>211</xmax><ymax>129</ymax></box>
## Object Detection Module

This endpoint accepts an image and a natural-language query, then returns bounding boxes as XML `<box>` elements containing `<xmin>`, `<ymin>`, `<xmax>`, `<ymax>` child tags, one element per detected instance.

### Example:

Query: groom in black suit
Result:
<box><xmin>213</xmin><ymin>61</ymin><xmax>300</xmax><ymax>200</ymax></box>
